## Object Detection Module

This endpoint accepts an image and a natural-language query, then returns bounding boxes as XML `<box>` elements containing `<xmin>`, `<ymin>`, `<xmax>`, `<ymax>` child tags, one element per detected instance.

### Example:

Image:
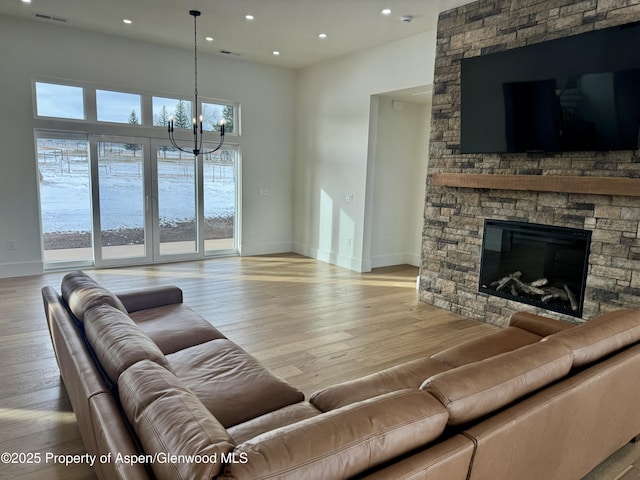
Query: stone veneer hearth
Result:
<box><xmin>420</xmin><ymin>0</ymin><xmax>640</xmax><ymax>326</ymax></box>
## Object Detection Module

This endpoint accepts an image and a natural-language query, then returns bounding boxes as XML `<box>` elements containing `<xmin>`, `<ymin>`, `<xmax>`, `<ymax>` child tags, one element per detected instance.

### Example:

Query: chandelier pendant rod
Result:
<box><xmin>192</xmin><ymin>9</ymin><xmax>200</xmax><ymax>157</ymax></box>
<box><xmin>167</xmin><ymin>10</ymin><xmax>225</xmax><ymax>157</ymax></box>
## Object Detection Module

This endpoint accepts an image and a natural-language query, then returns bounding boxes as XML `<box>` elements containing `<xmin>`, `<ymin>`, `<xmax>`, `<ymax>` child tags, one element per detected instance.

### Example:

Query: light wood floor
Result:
<box><xmin>0</xmin><ymin>253</ymin><xmax>638</xmax><ymax>479</ymax></box>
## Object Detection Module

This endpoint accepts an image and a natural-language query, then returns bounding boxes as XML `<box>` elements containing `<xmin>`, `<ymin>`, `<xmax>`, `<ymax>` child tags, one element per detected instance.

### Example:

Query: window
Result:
<box><xmin>203</xmin><ymin>146</ymin><xmax>237</xmax><ymax>251</ymax></box>
<box><xmin>36</xmin><ymin>133</ymin><xmax>92</xmax><ymax>264</ymax></box>
<box><xmin>33</xmin><ymin>80</ymin><xmax>238</xmax><ymax>134</ymax></box>
<box><xmin>152</xmin><ymin>96</ymin><xmax>192</xmax><ymax>128</ymax></box>
<box><xmin>35</xmin><ymin>82</ymin><xmax>84</xmax><ymax>120</ymax></box>
<box><xmin>202</xmin><ymin>102</ymin><xmax>235</xmax><ymax>133</ymax></box>
<box><xmin>96</xmin><ymin>90</ymin><xmax>142</xmax><ymax>124</ymax></box>
<box><xmin>33</xmin><ymin>78</ymin><xmax>240</xmax><ymax>269</ymax></box>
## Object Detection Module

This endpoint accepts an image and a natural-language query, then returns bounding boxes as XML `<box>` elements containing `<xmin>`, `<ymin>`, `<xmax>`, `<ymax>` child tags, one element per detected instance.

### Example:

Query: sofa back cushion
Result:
<box><xmin>309</xmin><ymin>356</ymin><xmax>452</xmax><ymax>412</ymax></box>
<box><xmin>119</xmin><ymin>360</ymin><xmax>235</xmax><ymax>480</ymax></box>
<box><xmin>545</xmin><ymin>309</ymin><xmax>640</xmax><ymax>368</ymax></box>
<box><xmin>421</xmin><ymin>340</ymin><xmax>572</xmax><ymax>426</ymax></box>
<box><xmin>431</xmin><ymin>326</ymin><xmax>542</xmax><ymax>368</ymax></box>
<box><xmin>61</xmin><ymin>271</ymin><xmax>127</xmax><ymax>322</ymax></box>
<box><xmin>221</xmin><ymin>390</ymin><xmax>448</xmax><ymax>480</ymax></box>
<box><xmin>85</xmin><ymin>304</ymin><xmax>172</xmax><ymax>383</ymax></box>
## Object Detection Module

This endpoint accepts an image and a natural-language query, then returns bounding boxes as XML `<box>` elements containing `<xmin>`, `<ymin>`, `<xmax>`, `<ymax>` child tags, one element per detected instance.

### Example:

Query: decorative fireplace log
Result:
<box><xmin>539</xmin><ymin>286</ymin><xmax>578</xmax><ymax>311</ymax></box>
<box><xmin>491</xmin><ymin>272</ymin><xmax>547</xmax><ymax>296</ymax></box>
<box><xmin>564</xmin><ymin>285</ymin><xmax>578</xmax><ymax>311</ymax></box>
<box><xmin>492</xmin><ymin>271</ymin><xmax>522</xmax><ymax>291</ymax></box>
<box><xmin>530</xmin><ymin>278</ymin><xmax>549</xmax><ymax>288</ymax></box>
<box><xmin>541</xmin><ymin>287</ymin><xmax>567</xmax><ymax>304</ymax></box>
<box><xmin>490</xmin><ymin>271</ymin><xmax>579</xmax><ymax>312</ymax></box>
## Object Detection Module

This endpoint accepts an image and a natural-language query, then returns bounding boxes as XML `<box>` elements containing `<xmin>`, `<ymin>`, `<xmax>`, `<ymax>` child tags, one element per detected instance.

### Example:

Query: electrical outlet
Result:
<box><xmin>344</xmin><ymin>193</ymin><xmax>353</xmax><ymax>202</ymax></box>
<box><xmin>259</xmin><ymin>188</ymin><xmax>269</xmax><ymax>196</ymax></box>
<box><xmin>7</xmin><ymin>240</ymin><xmax>16</xmax><ymax>251</ymax></box>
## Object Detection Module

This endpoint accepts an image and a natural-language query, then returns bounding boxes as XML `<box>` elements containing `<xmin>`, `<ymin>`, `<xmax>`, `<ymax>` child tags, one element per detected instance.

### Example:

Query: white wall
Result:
<box><xmin>0</xmin><ymin>14</ymin><xmax>440</xmax><ymax>277</ymax></box>
<box><xmin>369</xmin><ymin>96</ymin><xmax>431</xmax><ymax>268</ymax></box>
<box><xmin>0</xmin><ymin>14</ymin><xmax>296</xmax><ymax>277</ymax></box>
<box><xmin>293</xmin><ymin>30</ymin><xmax>437</xmax><ymax>271</ymax></box>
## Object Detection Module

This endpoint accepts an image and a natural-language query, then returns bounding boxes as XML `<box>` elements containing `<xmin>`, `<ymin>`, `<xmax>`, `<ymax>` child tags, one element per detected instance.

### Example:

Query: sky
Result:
<box><xmin>35</xmin><ymin>82</ymin><xmax>226</xmax><ymax>128</ymax></box>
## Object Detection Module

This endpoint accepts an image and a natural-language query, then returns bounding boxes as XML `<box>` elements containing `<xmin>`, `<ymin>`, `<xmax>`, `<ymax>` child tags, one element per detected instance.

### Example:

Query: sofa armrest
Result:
<box><xmin>509</xmin><ymin>311</ymin><xmax>574</xmax><ymax>337</ymax></box>
<box><xmin>115</xmin><ymin>285</ymin><xmax>183</xmax><ymax>313</ymax></box>
<box><xmin>89</xmin><ymin>393</ymin><xmax>152</xmax><ymax>480</ymax></box>
<box><xmin>220</xmin><ymin>390</ymin><xmax>448</xmax><ymax>480</ymax></box>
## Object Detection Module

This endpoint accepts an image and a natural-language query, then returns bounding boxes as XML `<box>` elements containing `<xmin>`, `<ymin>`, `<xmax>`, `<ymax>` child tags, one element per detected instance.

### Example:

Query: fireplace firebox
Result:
<box><xmin>478</xmin><ymin>220</ymin><xmax>591</xmax><ymax>318</ymax></box>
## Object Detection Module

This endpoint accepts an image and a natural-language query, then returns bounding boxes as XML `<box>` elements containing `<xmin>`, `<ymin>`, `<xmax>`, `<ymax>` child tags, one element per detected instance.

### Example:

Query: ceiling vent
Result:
<box><xmin>33</xmin><ymin>12</ymin><xmax>68</xmax><ymax>23</ymax></box>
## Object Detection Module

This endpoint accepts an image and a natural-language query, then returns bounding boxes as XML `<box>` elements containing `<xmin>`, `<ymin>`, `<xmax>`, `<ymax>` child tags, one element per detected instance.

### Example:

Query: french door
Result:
<box><xmin>151</xmin><ymin>139</ymin><xmax>238</xmax><ymax>261</ymax></box>
<box><xmin>152</xmin><ymin>139</ymin><xmax>199</xmax><ymax>259</ymax></box>
<box><xmin>92</xmin><ymin>136</ymin><xmax>152</xmax><ymax>266</ymax></box>
<box><xmin>38</xmin><ymin>132</ymin><xmax>237</xmax><ymax>269</ymax></box>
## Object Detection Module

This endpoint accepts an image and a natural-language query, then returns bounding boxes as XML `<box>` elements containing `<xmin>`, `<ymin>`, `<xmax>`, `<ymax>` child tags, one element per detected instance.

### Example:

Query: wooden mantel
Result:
<box><xmin>431</xmin><ymin>173</ymin><xmax>640</xmax><ymax>197</ymax></box>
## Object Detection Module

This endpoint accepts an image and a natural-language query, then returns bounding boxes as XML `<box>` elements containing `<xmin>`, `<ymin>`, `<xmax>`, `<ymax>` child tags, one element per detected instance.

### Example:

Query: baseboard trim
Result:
<box><xmin>0</xmin><ymin>260</ymin><xmax>44</xmax><ymax>279</ymax></box>
<box><xmin>239</xmin><ymin>242</ymin><xmax>293</xmax><ymax>257</ymax></box>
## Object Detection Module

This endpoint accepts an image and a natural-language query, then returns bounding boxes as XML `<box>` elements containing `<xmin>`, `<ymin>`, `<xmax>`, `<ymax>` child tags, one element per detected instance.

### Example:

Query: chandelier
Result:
<box><xmin>167</xmin><ymin>10</ymin><xmax>225</xmax><ymax>156</ymax></box>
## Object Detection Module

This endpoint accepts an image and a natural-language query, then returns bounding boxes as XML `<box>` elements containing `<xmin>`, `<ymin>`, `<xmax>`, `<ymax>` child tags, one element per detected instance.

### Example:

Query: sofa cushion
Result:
<box><xmin>310</xmin><ymin>357</ymin><xmax>451</xmax><ymax>412</ymax></box>
<box><xmin>128</xmin><ymin>303</ymin><xmax>226</xmax><ymax>354</ymax></box>
<box><xmin>431</xmin><ymin>326</ymin><xmax>542</xmax><ymax>368</ymax></box>
<box><xmin>545</xmin><ymin>309</ymin><xmax>640</xmax><ymax>368</ymax></box>
<box><xmin>61</xmin><ymin>271</ymin><xmax>127</xmax><ymax>323</ymax></box>
<box><xmin>167</xmin><ymin>339</ymin><xmax>305</xmax><ymax>427</ymax></box>
<box><xmin>85</xmin><ymin>304</ymin><xmax>172</xmax><ymax>383</ymax></box>
<box><xmin>227</xmin><ymin>402</ymin><xmax>321</xmax><ymax>444</ymax></box>
<box><xmin>119</xmin><ymin>360</ymin><xmax>235</xmax><ymax>480</ymax></box>
<box><xmin>220</xmin><ymin>390</ymin><xmax>448</xmax><ymax>480</ymax></box>
<box><xmin>422</xmin><ymin>340</ymin><xmax>573</xmax><ymax>426</ymax></box>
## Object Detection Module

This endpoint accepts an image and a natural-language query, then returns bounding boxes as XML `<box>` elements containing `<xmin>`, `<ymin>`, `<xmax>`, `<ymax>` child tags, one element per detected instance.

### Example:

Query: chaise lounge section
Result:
<box><xmin>42</xmin><ymin>271</ymin><xmax>640</xmax><ymax>479</ymax></box>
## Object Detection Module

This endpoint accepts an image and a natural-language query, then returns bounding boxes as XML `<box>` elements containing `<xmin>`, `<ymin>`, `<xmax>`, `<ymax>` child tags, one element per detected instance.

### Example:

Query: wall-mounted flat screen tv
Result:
<box><xmin>460</xmin><ymin>22</ymin><xmax>640</xmax><ymax>154</ymax></box>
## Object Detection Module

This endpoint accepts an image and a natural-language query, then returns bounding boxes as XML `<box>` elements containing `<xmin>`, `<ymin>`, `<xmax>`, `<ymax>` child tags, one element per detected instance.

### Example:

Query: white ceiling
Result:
<box><xmin>1</xmin><ymin>0</ymin><xmax>473</xmax><ymax>69</ymax></box>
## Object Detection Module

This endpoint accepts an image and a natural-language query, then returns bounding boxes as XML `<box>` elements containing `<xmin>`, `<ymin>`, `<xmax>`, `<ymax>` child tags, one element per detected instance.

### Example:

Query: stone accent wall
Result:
<box><xmin>420</xmin><ymin>0</ymin><xmax>640</xmax><ymax>326</ymax></box>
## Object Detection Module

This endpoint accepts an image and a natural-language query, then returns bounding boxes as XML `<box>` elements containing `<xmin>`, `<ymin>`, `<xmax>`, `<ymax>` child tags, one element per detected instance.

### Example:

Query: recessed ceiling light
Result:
<box><xmin>381</xmin><ymin>8</ymin><xmax>392</xmax><ymax>15</ymax></box>
<box><xmin>245</xmin><ymin>14</ymin><xmax>254</xmax><ymax>21</ymax></box>
<box><xmin>272</xmin><ymin>51</ymin><xmax>280</xmax><ymax>56</ymax></box>
<box><xmin>206</xmin><ymin>36</ymin><xmax>214</xmax><ymax>42</ymax></box>
<box><xmin>123</xmin><ymin>19</ymin><xmax>132</xmax><ymax>25</ymax></box>
<box><xmin>318</xmin><ymin>33</ymin><xmax>327</xmax><ymax>39</ymax></box>
<box><xmin>21</xmin><ymin>0</ymin><xmax>32</xmax><ymax>4</ymax></box>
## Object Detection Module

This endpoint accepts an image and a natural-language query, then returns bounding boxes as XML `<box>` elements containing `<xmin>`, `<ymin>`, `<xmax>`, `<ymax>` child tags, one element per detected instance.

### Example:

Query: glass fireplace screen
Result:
<box><xmin>478</xmin><ymin>219</ymin><xmax>591</xmax><ymax>318</ymax></box>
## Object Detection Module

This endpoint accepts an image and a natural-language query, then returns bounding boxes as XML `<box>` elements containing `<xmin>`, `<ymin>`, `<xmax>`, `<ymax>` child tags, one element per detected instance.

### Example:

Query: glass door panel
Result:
<box><xmin>156</xmin><ymin>146</ymin><xmax>198</xmax><ymax>256</ymax></box>
<box><xmin>37</xmin><ymin>134</ymin><xmax>93</xmax><ymax>266</ymax></box>
<box><xmin>96</xmin><ymin>139</ymin><xmax>148</xmax><ymax>262</ymax></box>
<box><xmin>38</xmin><ymin>134</ymin><xmax>238</xmax><ymax>269</ymax></box>
<box><xmin>203</xmin><ymin>146</ymin><xmax>237</xmax><ymax>253</ymax></box>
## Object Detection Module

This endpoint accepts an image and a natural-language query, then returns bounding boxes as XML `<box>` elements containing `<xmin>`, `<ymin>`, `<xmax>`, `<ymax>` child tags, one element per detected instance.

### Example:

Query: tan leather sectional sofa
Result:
<box><xmin>42</xmin><ymin>271</ymin><xmax>640</xmax><ymax>480</ymax></box>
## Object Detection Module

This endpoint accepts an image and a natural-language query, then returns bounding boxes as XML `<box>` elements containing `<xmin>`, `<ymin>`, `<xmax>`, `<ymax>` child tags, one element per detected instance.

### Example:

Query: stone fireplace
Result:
<box><xmin>419</xmin><ymin>0</ymin><xmax>640</xmax><ymax>326</ymax></box>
